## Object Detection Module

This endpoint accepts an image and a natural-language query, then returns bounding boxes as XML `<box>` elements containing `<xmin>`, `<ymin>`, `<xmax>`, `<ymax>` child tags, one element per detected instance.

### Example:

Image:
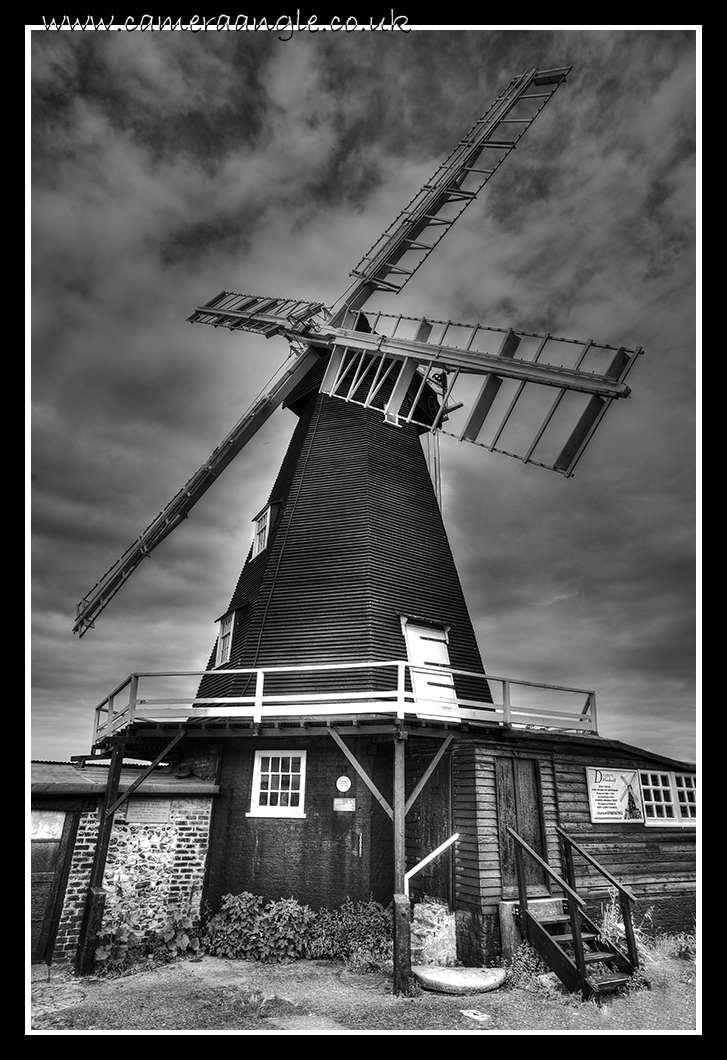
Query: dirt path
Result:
<box><xmin>29</xmin><ymin>955</ymin><xmax>698</xmax><ymax>1033</ymax></box>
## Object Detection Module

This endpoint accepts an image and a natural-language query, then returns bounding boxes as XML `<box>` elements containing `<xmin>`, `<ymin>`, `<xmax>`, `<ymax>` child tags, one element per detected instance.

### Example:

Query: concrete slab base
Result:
<box><xmin>412</xmin><ymin>965</ymin><xmax>507</xmax><ymax>995</ymax></box>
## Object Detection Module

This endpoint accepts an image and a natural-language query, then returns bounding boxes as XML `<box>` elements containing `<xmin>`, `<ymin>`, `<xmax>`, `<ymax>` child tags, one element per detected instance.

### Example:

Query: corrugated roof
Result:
<box><xmin>30</xmin><ymin>761</ymin><xmax>219</xmax><ymax>796</ymax></box>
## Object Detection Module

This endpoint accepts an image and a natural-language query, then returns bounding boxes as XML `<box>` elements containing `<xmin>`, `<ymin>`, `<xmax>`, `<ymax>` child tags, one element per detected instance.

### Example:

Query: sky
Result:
<box><xmin>29</xmin><ymin>26</ymin><xmax>699</xmax><ymax>765</ymax></box>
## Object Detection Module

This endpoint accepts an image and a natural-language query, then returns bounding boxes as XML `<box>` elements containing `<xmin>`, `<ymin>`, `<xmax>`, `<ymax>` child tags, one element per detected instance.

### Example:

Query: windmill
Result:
<box><xmin>73</xmin><ymin>67</ymin><xmax>644</xmax><ymax>980</ymax></box>
<box><xmin>73</xmin><ymin>65</ymin><xmax>641</xmax><ymax>645</ymax></box>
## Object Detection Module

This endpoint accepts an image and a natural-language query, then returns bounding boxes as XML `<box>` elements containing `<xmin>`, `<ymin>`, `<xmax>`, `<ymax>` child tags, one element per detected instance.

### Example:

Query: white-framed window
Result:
<box><xmin>215</xmin><ymin>612</ymin><xmax>235</xmax><ymax>667</ymax></box>
<box><xmin>247</xmin><ymin>751</ymin><xmax>307</xmax><ymax>818</ymax></box>
<box><xmin>639</xmin><ymin>770</ymin><xmax>696</xmax><ymax>826</ymax></box>
<box><xmin>252</xmin><ymin>505</ymin><xmax>271</xmax><ymax>558</ymax></box>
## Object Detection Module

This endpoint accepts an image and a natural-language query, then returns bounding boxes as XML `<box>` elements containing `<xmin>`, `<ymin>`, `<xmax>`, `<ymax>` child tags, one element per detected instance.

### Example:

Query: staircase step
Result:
<box><xmin>583</xmin><ymin>951</ymin><xmax>617</xmax><ymax>964</ymax></box>
<box><xmin>551</xmin><ymin>932</ymin><xmax>598</xmax><ymax>943</ymax></box>
<box><xmin>591</xmin><ymin>974</ymin><xmax>632</xmax><ymax>992</ymax></box>
<box><xmin>537</xmin><ymin>915</ymin><xmax>571</xmax><ymax>925</ymax></box>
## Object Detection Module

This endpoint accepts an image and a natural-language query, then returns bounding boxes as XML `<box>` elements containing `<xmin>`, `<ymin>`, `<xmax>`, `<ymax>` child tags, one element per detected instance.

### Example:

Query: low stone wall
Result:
<box><xmin>411</xmin><ymin>898</ymin><xmax>457</xmax><ymax>965</ymax></box>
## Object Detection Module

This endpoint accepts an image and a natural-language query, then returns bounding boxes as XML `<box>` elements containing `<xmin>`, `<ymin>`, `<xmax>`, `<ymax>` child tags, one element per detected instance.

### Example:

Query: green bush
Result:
<box><xmin>309</xmin><ymin>897</ymin><xmax>393</xmax><ymax>971</ymax></box>
<box><xmin>202</xmin><ymin>892</ymin><xmax>316</xmax><ymax>962</ymax></box>
<box><xmin>505</xmin><ymin>941</ymin><xmax>549</xmax><ymax>988</ymax></box>
<box><xmin>95</xmin><ymin>906</ymin><xmax>200</xmax><ymax>973</ymax></box>
<box><xmin>201</xmin><ymin>893</ymin><xmax>392</xmax><ymax>971</ymax></box>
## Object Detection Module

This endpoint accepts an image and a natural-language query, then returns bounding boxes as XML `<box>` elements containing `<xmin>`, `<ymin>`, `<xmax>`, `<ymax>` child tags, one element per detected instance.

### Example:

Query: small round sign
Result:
<box><xmin>336</xmin><ymin>775</ymin><xmax>352</xmax><ymax>793</ymax></box>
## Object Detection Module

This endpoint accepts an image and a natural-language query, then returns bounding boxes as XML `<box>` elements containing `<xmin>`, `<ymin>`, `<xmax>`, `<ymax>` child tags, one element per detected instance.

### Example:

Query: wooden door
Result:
<box><xmin>402</xmin><ymin>621</ymin><xmax>460</xmax><ymax>720</ymax></box>
<box><xmin>495</xmin><ymin>757</ymin><xmax>549</xmax><ymax>898</ymax></box>
<box><xmin>31</xmin><ymin>810</ymin><xmax>75</xmax><ymax>963</ymax></box>
<box><xmin>406</xmin><ymin>750</ymin><xmax>453</xmax><ymax>905</ymax></box>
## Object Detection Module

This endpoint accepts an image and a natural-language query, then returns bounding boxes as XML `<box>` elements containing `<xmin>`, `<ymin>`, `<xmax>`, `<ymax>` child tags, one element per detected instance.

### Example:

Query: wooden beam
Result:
<box><xmin>393</xmin><ymin>732</ymin><xmax>406</xmax><ymax>893</ymax></box>
<box><xmin>405</xmin><ymin>734</ymin><xmax>453</xmax><ymax>815</ymax></box>
<box><xmin>327</xmin><ymin>727</ymin><xmax>393</xmax><ymax>819</ymax></box>
<box><xmin>105</xmin><ymin>730</ymin><xmax>186</xmax><ymax>817</ymax></box>
<box><xmin>76</xmin><ymin>740</ymin><xmax>125</xmax><ymax>974</ymax></box>
<box><xmin>392</xmin><ymin>732</ymin><xmax>412</xmax><ymax>996</ymax></box>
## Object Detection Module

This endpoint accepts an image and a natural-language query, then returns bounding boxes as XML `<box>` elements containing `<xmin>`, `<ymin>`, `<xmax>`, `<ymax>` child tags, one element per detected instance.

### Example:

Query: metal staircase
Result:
<box><xmin>508</xmin><ymin>825</ymin><xmax>641</xmax><ymax>1000</ymax></box>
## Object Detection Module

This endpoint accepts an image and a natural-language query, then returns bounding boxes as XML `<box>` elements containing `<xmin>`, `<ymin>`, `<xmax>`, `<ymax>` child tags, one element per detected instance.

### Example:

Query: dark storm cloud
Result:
<box><xmin>30</xmin><ymin>29</ymin><xmax>698</xmax><ymax>765</ymax></box>
<box><xmin>32</xmin><ymin>33</ymin><xmax>276</xmax><ymax>173</ymax></box>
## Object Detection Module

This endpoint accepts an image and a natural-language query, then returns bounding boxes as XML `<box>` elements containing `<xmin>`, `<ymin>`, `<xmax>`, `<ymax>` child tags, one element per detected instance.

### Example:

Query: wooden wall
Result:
<box><xmin>198</xmin><ymin>387</ymin><xmax>489</xmax><ymax>704</ymax></box>
<box><xmin>449</xmin><ymin>730</ymin><xmax>696</xmax><ymax>960</ymax></box>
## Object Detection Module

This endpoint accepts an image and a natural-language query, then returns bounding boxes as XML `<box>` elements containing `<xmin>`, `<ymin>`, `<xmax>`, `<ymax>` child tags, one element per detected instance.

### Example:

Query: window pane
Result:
<box><xmin>31</xmin><ymin>810</ymin><xmax>66</xmax><ymax>840</ymax></box>
<box><xmin>252</xmin><ymin>750</ymin><xmax>306</xmax><ymax>815</ymax></box>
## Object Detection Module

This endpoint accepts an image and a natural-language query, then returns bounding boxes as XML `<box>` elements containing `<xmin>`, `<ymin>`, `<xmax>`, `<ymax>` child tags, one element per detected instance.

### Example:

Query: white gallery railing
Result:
<box><xmin>92</xmin><ymin>660</ymin><xmax>598</xmax><ymax>743</ymax></box>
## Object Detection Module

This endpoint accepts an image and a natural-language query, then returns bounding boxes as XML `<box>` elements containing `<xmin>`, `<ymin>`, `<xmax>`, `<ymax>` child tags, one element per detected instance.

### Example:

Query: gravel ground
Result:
<box><xmin>29</xmin><ymin>955</ymin><xmax>698</xmax><ymax>1033</ymax></box>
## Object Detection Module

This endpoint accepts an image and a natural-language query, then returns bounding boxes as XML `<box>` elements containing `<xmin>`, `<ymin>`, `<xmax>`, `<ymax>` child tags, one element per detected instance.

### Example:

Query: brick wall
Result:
<box><xmin>52</xmin><ymin>810</ymin><xmax>98</xmax><ymax>962</ymax></box>
<box><xmin>51</xmin><ymin>798</ymin><xmax>213</xmax><ymax>964</ymax></box>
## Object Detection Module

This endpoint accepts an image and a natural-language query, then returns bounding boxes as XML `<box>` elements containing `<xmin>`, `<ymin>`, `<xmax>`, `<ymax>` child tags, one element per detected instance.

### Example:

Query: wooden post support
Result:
<box><xmin>392</xmin><ymin>733</ymin><xmax>412</xmax><ymax>995</ymax></box>
<box><xmin>393</xmin><ymin>893</ymin><xmax>412</xmax><ymax>996</ymax></box>
<box><xmin>75</xmin><ymin>741</ymin><xmax>124</xmax><ymax>974</ymax></box>
<box><xmin>393</xmin><ymin>732</ymin><xmax>406</xmax><ymax>893</ymax></box>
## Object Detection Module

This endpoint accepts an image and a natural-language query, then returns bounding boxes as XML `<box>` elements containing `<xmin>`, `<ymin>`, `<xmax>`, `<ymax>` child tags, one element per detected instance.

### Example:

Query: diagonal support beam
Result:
<box><xmin>404</xmin><ymin>734</ymin><xmax>453</xmax><ymax>816</ymax></box>
<box><xmin>105</xmin><ymin>731</ymin><xmax>186</xmax><ymax>817</ymax></box>
<box><xmin>328</xmin><ymin>727</ymin><xmax>393</xmax><ymax>819</ymax></box>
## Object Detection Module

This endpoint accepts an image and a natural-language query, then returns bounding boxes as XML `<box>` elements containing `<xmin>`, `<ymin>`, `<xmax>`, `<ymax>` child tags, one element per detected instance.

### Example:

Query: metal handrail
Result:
<box><xmin>404</xmin><ymin>833</ymin><xmax>459</xmax><ymax>897</ymax></box>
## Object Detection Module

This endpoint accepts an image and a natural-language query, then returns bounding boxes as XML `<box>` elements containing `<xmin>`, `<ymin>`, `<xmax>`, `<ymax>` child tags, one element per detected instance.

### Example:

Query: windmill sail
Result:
<box><xmin>192</xmin><ymin>299</ymin><xmax>642</xmax><ymax>477</ymax></box>
<box><xmin>73</xmin><ymin>65</ymin><xmax>641</xmax><ymax>636</ymax></box>
<box><xmin>330</xmin><ymin>66</ymin><xmax>571</xmax><ymax>321</ymax></box>
<box><xmin>73</xmin><ymin>346</ymin><xmax>320</xmax><ymax>636</ymax></box>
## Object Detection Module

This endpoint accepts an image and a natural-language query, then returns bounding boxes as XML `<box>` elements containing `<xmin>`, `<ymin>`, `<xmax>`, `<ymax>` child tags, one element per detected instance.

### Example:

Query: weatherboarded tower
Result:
<box><xmin>196</xmin><ymin>364</ymin><xmax>490</xmax><ymax>911</ymax></box>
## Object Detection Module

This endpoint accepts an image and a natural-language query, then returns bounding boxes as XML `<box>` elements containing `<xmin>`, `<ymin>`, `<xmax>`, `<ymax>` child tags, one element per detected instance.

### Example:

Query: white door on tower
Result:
<box><xmin>402</xmin><ymin>620</ymin><xmax>461</xmax><ymax>721</ymax></box>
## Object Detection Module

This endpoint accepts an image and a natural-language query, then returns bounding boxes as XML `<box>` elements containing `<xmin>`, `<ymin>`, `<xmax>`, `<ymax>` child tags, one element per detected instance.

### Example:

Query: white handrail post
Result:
<box><xmin>128</xmin><ymin>674</ymin><xmax>139</xmax><ymax>726</ymax></box>
<box><xmin>254</xmin><ymin>669</ymin><xmax>265</xmax><ymax>724</ymax></box>
<box><xmin>396</xmin><ymin>662</ymin><xmax>406</xmax><ymax>720</ymax></box>
<box><xmin>502</xmin><ymin>679</ymin><xmax>511</xmax><ymax>726</ymax></box>
<box><xmin>587</xmin><ymin>691</ymin><xmax>598</xmax><ymax>733</ymax></box>
<box><xmin>92</xmin><ymin>700</ymin><xmax>105</xmax><ymax>744</ymax></box>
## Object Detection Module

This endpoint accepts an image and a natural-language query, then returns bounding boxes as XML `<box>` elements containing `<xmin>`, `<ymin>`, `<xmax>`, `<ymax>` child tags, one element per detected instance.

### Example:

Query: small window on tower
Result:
<box><xmin>215</xmin><ymin>612</ymin><xmax>235</xmax><ymax>667</ymax></box>
<box><xmin>252</xmin><ymin>506</ymin><xmax>271</xmax><ymax>557</ymax></box>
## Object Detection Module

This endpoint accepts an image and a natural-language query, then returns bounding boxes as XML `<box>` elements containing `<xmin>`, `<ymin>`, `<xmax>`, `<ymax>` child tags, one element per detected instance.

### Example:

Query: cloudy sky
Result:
<box><xmin>29</xmin><ymin>27</ymin><xmax>698</xmax><ymax>765</ymax></box>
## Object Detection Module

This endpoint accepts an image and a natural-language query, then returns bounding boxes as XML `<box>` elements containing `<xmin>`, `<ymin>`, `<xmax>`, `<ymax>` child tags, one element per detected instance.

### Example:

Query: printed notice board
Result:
<box><xmin>586</xmin><ymin>768</ymin><xmax>643</xmax><ymax>823</ymax></box>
